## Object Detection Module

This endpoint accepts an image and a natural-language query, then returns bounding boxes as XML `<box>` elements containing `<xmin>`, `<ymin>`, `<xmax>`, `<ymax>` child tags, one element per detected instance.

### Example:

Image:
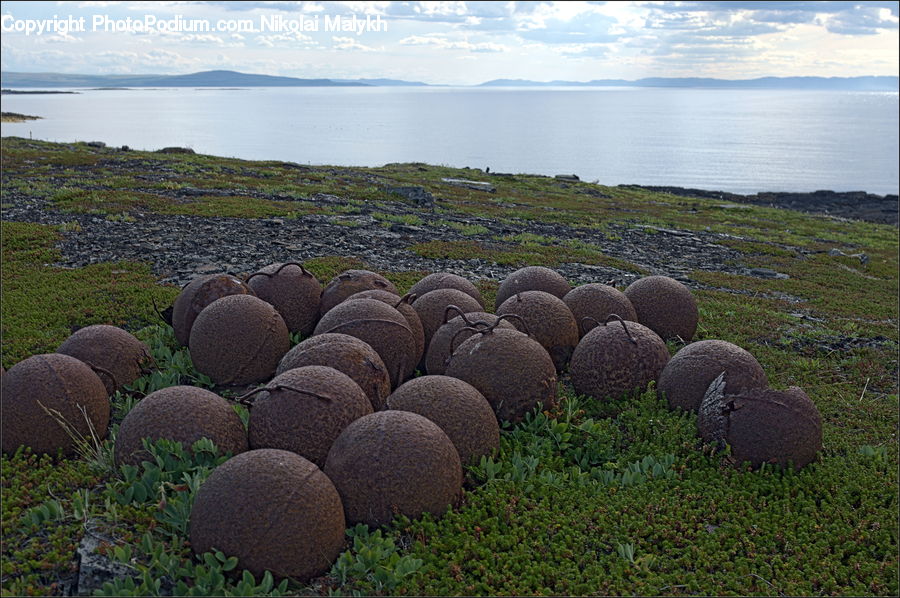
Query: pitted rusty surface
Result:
<box><xmin>1</xmin><ymin>353</ymin><xmax>109</xmax><ymax>456</ymax></box>
<box><xmin>496</xmin><ymin>290</ymin><xmax>580</xmax><ymax>373</ymax></box>
<box><xmin>114</xmin><ymin>385</ymin><xmax>247</xmax><ymax>467</ymax></box>
<box><xmin>658</xmin><ymin>339</ymin><xmax>768</xmax><ymax>413</ymax></box>
<box><xmin>346</xmin><ymin>289</ymin><xmax>426</xmax><ymax>368</ymax></box>
<box><xmin>445</xmin><ymin>327</ymin><xmax>557</xmax><ymax>424</ymax></box>
<box><xmin>249</xmin><ymin>365</ymin><xmax>372</xmax><ymax>468</ymax></box>
<box><xmin>495</xmin><ymin>265</ymin><xmax>572</xmax><ymax>310</ymax></box>
<box><xmin>409</xmin><ymin>272</ymin><xmax>485</xmax><ymax>309</ymax></box>
<box><xmin>189</xmin><ymin>449</ymin><xmax>345</xmax><ymax>581</ymax></box>
<box><xmin>172</xmin><ymin>274</ymin><xmax>255</xmax><ymax>346</ymax></box>
<box><xmin>319</xmin><ymin>269</ymin><xmax>399</xmax><ymax>317</ymax></box>
<box><xmin>277</xmin><ymin>333</ymin><xmax>391</xmax><ymax>411</ymax></box>
<box><xmin>563</xmin><ymin>283</ymin><xmax>637</xmax><ymax>337</ymax></box>
<box><xmin>426</xmin><ymin>312</ymin><xmax>515</xmax><ymax>376</ymax></box>
<box><xmin>412</xmin><ymin>288</ymin><xmax>483</xmax><ymax>363</ymax></box>
<box><xmin>386</xmin><ymin>375</ymin><xmax>499</xmax><ymax>466</ymax></box>
<box><xmin>624</xmin><ymin>275</ymin><xmax>699</xmax><ymax>342</ymax></box>
<box><xmin>246</xmin><ymin>262</ymin><xmax>322</xmax><ymax>336</ymax></box>
<box><xmin>323</xmin><ymin>411</ymin><xmax>462</xmax><ymax>527</ymax></box>
<box><xmin>57</xmin><ymin>324</ymin><xmax>152</xmax><ymax>395</ymax></box>
<box><xmin>569</xmin><ymin>320</ymin><xmax>670</xmax><ymax>402</ymax></box>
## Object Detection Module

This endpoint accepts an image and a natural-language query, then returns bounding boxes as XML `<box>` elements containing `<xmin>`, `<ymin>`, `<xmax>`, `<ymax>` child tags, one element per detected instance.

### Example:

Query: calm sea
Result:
<box><xmin>2</xmin><ymin>86</ymin><xmax>898</xmax><ymax>195</ymax></box>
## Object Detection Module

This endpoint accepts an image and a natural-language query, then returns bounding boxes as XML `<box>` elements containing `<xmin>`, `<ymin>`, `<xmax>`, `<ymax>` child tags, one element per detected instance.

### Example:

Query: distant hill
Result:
<box><xmin>0</xmin><ymin>70</ymin><xmax>368</xmax><ymax>88</ymax></box>
<box><xmin>479</xmin><ymin>76</ymin><xmax>899</xmax><ymax>90</ymax></box>
<box><xmin>331</xmin><ymin>78</ymin><xmax>430</xmax><ymax>86</ymax></box>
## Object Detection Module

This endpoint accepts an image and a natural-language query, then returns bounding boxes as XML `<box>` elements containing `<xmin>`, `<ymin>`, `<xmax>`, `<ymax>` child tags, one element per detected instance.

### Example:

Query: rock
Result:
<box><xmin>385</xmin><ymin>186</ymin><xmax>435</xmax><ymax>208</ymax></box>
<box><xmin>75</xmin><ymin>532</ymin><xmax>139</xmax><ymax>596</ymax></box>
<box><xmin>440</xmin><ymin>178</ymin><xmax>496</xmax><ymax>193</ymax></box>
<box><xmin>555</xmin><ymin>174</ymin><xmax>580</xmax><ymax>182</ymax></box>
<box><xmin>156</xmin><ymin>147</ymin><xmax>195</xmax><ymax>154</ymax></box>
<box><xmin>745</xmin><ymin>267</ymin><xmax>789</xmax><ymax>279</ymax></box>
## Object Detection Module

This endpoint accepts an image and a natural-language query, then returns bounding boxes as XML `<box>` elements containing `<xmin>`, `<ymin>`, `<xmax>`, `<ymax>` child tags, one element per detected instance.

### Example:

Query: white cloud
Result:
<box><xmin>400</xmin><ymin>34</ymin><xmax>507</xmax><ymax>52</ymax></box>
<box><xmin>331</xmin><ymin>35</ymin><xmax>378</xmax><ymax>50</ymax></box>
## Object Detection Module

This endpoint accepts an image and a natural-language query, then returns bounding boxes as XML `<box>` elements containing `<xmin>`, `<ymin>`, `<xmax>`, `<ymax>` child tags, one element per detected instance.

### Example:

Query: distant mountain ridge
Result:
<box><xmin>479</xmin><ymin>76</ymin><xmax>899</xmax><ymax>90</ymax></box>
<box><xmin>1</xmin><ymin>70</ymin><xmax>897</xmax><ymax>90</ymax></box>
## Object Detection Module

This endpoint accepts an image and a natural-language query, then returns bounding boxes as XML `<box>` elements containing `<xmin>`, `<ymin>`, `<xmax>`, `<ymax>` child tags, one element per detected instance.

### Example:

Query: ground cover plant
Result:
<box><xmin>1</xmin><ymin>137</ymin><xmax>897</xmax><ymax>596</ymax></box>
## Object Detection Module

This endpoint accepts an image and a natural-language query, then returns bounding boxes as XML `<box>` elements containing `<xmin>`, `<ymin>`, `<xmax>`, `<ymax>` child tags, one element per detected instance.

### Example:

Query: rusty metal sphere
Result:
<box><xmin>57</xmin><ymin>324</ymin><xmax>152</xmax><ymax>395</ymax></box>
<box><xmin>409</xmin><ymin>273</ymin><xmax>484</xmax><ymax>309</ymax></box>
<box><xmin>494</xmin><ymin>266</ymin><xmax>571</xmax><ymax>310</ymax></box>
<box><xmin>624</xmin><ymin>275</ymin><xmax>698</xmax><ymax>341</ymax></box>
<box><xmin>319</xmin><ymin>269</ymin><xmax>398</xmax><ymax>317</ymax></box>
<box><xmin>172</xmin><ymin>273</ymin><xmax>255</xmax><ymax>346</ymax></box>
<box><xmin>246</xmin><ymin>263</ymin><xmax>322</xmax><ymax>336</ymax></box>
<box><xmin>563</xmin><ymin>283</ymin><xmax>637</xmax><ymax>338</ymax></box>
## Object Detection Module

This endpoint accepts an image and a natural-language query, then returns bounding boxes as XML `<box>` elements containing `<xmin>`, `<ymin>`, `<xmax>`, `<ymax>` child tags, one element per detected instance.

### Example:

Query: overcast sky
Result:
<box><xmin>1</xmin><ymin>1</ymin><xmax>898</xmax><ymax>84</ymax></box>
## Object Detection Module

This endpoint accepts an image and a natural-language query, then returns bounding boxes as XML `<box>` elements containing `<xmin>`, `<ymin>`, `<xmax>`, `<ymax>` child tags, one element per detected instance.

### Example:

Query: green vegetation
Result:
<box><xmin>1</xmin><ymin>112</ymin><xmax>41</xmax><ymax>123</ymax></box>
<box><xmin>1</xmin><ymin>138</ymin><xmax>897</xmax><ymax>596</ymax></box>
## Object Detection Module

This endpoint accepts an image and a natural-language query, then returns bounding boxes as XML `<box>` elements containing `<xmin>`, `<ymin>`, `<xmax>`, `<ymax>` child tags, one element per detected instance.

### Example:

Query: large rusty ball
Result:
<box><xmin>190</xmin><ymin>449</ymin><xmax>345</xmax><ymax>581</ymax></box>
<box><xmin>57</xmin><ymin>324</ymin><xmax>152</xmax><ymax>395</ymax></box>
<box><xmin>409</xmin><ymin>273</ymin><xmax>484</xmax><ymax>309</ymax></box>
<box><xmin>658</xmin><ymin>339</ymin><xmax>768</xmax><ymax>412</ymax></box>
<box><xmin>698</xmin><ymin>383</ymin><xmax>822</xmax><ymax>470</ymax></box>
<box><xmin>313</xmin><ymin>298</ymin><xmax>416</xmax><ymax>388</ymax></box>
<box><xmin>324</xmin><ymin>410</ymin><xmax>462</xmax><ymax>527</ymax></box>
<box><xmin>569</xmin><ymin>319</ymin><xmax>670</xmax><ymax>401</ymax></box>
<box><xmin>496</xmin><ymin>291</ymin><xmax>580</xmax><ymax>372</ymax></box>
<box><xmin>624</xmin><ymin>275</ymin><xmax>698</xmax><ymax>341</ymax></box>
<box><xmin>277</xmin><ymin>333</ymin><xmax>391</xmax><ymax>411</ymax></box>
<box><xmin>115</xmin><ymin>385</ymin><xmax>248</xmax><ymax>467</ymax></box>
<box><xmin>445</xmin><ymin>327</ymin><xmax>557</xmax><ymax>424</ymax></box>
<box><xmin>412</xmin><ymin>289</ymin><xmax>483</xmax><ymax>368</ymax></box>
<box><xmin>172</xmin><ymin>274</ymin><xmax>255</xmax><ymax>346</ymax></box>
<box><xmin>386</xmin><ymin>376</ymin><xmax>499</xmax><ymax>466</ymax></box>
<box><xmin>346</xmin><ymin>290</ymin><xmax>425</xmax><ymax>369</ymax></box>
<box><xmin>189</xmin><ymin>294</ymin><xmax>290</xmax><ymax>386</ymax></box>
<box><xmin>246</xmin><ymin>263</ymin><xmax>321</xmax><ymax>336</ymax></box>
<box><xmin>1</xmin><ymin>353</ymin><xmax>109</xmax><ymax>456</ymax></box>
<box><xmin>426</xmin><ymin>312</ymin><xmax>516</xmax><ymax>376</ymax></box>
<box><xmin>563</xmin><ymin>283</ymin><xmax>638</xmax><ymax>337</ymax></box>
<box><xmin>495</xmin><ymin>266</ymin><xmax>571</xmax><ymax>310</ymax></box>
<box><xmin>249</xmin><ymin>366</ymin><xmax>373</xmax><ymax>468</ymax></box>
<box><xmin>319</xmin><ymin>269</ymin><xmax>398</xmax><ymax>317</ymax></box>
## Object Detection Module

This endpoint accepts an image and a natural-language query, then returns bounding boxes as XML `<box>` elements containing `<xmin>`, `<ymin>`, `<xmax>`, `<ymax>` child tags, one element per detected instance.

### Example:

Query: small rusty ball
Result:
<box><xmin>698</xmin><ymin>384</ymin><xmax>822</xmax><ymax>470</ymax></box>
<box><xmin>246</xmin><ymin>263</ymin><xmax>321</xmax><ymax>336</ymax></box>
<box><xmin>314</xmin><ymin>298</ymin><xmax>416</xmax><ymax>388</ymax></box>
<box><xmin>319</xmin><ymin>269</ymin><xmax>398</xmax><ymax>317</ymax></box>
<box><xmin>115</xmin><ymin>385</ymin><xmax>248</xmax><ymax>468</ymax></box>
<box><xmin>426</xmin><ymin>312</ymin><xmax>516</xmax><ymax>376</ymax></box>
<box><xmin>569</xmin><ymin>319</ymin><xmax>670</xmax><ymax>401</ymax></box>
<box><xmin>189</xmin><ymin>294</ymin><xmax>290</xmax><ymax>386</ymax></box>
<box><xmin>445</xmin><ymin>327</ymin><xmax>557</xmax><ymax>424</ymax></box>
<box><xmin>412</xmin><ymin>289</ymin><xmax>483</xmax><ymax>368</ymax></box>
<box><xmin>624</xmin><ymin>275</ymin><xmax>698</xmax><ymax>341</ymax></box>
<box><xmin>563</xmin><ymin>283</ymin><xmax>638</xmax><ymax>337</ymax></box>
<box><xmin>249</xmin><ymin>366</ymin><xmax>373</xmax><ymax>468</ymax></box>
<box><xmin>324</xmin><ymin>410</ymin><xmax>462</xmax><ymax>527</ymax></box>
<box><xmin>190</xmin><ymin>449</ymin><xmax>346</xmax><ymax>581</ymax></box>
<box><xmin>494</xmin><ymin>266</ymin><xmax>571</xmax><ymax>310</ymax></box>
<box><xmin>57</xmin><ymin>324</ymin><xmax>152</xmax><ymax>395</ymax></box>
<box><xmin>1</xmin><ymin>353</ymin><xmax>109</xmax><ymax>456</ymax></box>
<box><xmin>346</xmin><ymin>290</ymin><xmax>426</xmax><ymax>369</ymax></box>
<box><xmin>387</xmin><ymin>375</ymin><xmax>499</xmax><ymax>466</ymax></box>
<box><xmin>277</xmin><ymin>333</ymin><xmax>391</xmax><ymax>411</ymax></box>
<box><xmin>409</xmin><ymin>273</ymin><xmax>484</xmax><ymax>309</ymax></box>
<box><xmin>658</xmin><ymin>339</ymin><xmax>768</xmax><ymax>412</ymax></box>
<box><xmin>172</xmin><ymin>273</ymin><xmax>255</xmax><ymax>346</ymax></box>
<box><xmin>496</xmin><ymin>291</ymin><xmax>580</xmax><ymax>372</ymax></box>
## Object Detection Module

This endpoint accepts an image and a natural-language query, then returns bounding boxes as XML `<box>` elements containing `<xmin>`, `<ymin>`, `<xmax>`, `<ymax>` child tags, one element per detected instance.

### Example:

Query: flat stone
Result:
<box><xmin>440</xmin><ymin>178</ymin><xmax>496</xmax><ymax>193</ymax></box>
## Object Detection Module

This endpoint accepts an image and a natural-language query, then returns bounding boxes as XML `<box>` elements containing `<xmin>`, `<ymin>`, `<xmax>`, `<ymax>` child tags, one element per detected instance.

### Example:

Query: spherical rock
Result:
<box><xmin>698</xmin><ymin>383</ymin><xmax>822</xmax><ymax>470</ymax></box>
<box><xmin>563</xmin><ymin>284</ymin><xmax>638</xmax><ymax>337</ymax></box>
<box><xmin>249</xmin><ymin>366</ymin><xmax>372</xmax><ymax>468</ymax></box>
<box><xmin>495</xmin><ymin>266</ymin><xmax>571</xmax><ymax>310</ymax></box>
<box><xmin>314</xmin><ymin>298</ymin><xmax>417</xmax><ymax>388</ymax></box>
<box><xmin>346</xmin><ymin>290</ymin><xmax>425</xmax><ymax>368</ymax></box>
<box><xmin>387</xmin><ymin>375</ymin><xmax>499</xmax><ymax>465</ymax></box>
<box><xmin>277</xmin><ymin>333</ymin><xmax>391</xmax><ymax>411</ymax></box>
<box><xmin>319</xmin><ymin>270</ymin><xmax>398</xmax><ymax>317</ymax></box>
<box><xmin>624</xmin><ymin>275</ymin><xmax>698</xmax><ymax>341</ymax></box>
<box><xmin>189</xmin><ymin>294</ymin><xmax>290</xmax><ymax>386</ymax></box>
<box><xmin>658</xmin><ymin>339</ymin><xmax>768</xmax><ymax>412</ymax></box>
<box><xmin>246</xmin><ymin>263</ymin><xmax>321</xmax><ymax>336</ymax></box>
<box><xmin>426</xmin><ymin>312</ymin><xmax>516</xmax><ymax>376</ymax></box>
<box><xmin>115</xmin><ymin>385</ymin><xmax>247</xmax><ymax>467</ymax></box>
<box><xmin>445</xmin><ymin>327</ymin><xmax>557</xmax><ymax>424</ymax></box>
<box><xmin>190</xmin><ymin>449</ymin><xmax>345</xmax><ymax>581</ymax></box>
<box><xmin>172</xmin><ymin>274</ymin><xmax>255</xmax><ymax>346</ymax></box>
<box><xmin>57</xmin><ymin>324</ymin><xmax>152</xmax><ymax>395</ymax></box>
<box><xmin>570</xmin><ymin>319</ymin><xmax>670</xmax><ymax>401</ymax></box>
<box><xmin>324</xmin><ymin>411</ymin><xmax>462</xmax><ymax>527</ymax></box>
<box><xmin>409</xmin><ymin>273</ymin><xmax>484</xmax><ymax>309</ymax></box>
<box><xmin>412</xmin><ymin>289</ymin><xmax>483</xmax><ymax>368</ymax></box>
<box><xmin>496</xmin><ymin>291</ymin><xmax>580</xmax><ymax>372</ymax></box>
<box><xmin>1</xmin><ymin>353</ymin><xmax>109</xmax><ymax>456</ymax></box>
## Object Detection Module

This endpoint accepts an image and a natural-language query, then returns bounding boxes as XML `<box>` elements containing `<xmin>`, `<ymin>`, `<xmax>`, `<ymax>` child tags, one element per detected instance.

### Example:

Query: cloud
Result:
<box><xmin>331</xmin><ymin>35</ymin><xmax>378</xmax><ymax>50</ymax></box>
<box><xmin>399</xmin><ymin>33</ymin><xmax>506</xmax><ymax>52</ymax></box>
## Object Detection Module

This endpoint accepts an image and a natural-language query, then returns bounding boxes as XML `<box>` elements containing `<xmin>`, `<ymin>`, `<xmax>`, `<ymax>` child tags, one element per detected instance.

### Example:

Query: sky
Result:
<box><xmin>1</xmin><ymin>1</ymin><xmax>898</xmax><ymax>85</ymax></box>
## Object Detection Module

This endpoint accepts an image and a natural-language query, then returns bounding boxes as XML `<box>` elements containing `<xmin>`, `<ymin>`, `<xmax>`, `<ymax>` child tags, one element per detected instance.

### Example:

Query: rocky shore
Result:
<box><xmin>621</xmin><ymin>185</ymin><xmax>899</xmax><ymax>225</ymax></box>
